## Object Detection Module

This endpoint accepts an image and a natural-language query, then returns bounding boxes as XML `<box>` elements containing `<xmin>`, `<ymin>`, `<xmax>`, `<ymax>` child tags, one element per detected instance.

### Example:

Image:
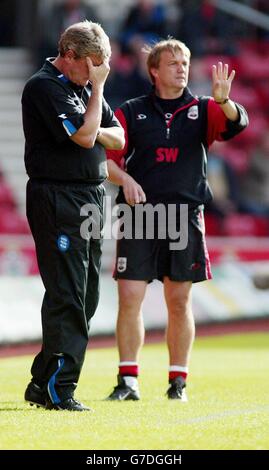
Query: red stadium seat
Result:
<box><xmin>238</xmin><ymin>51</ymin><xmax>269</xmax><ymax>80</ymax></box>
<box><xmin>238</xmin><ymin>39</ymin><xmax>269</xmax><ymax>56</ymax></box>
<box><xmin>256</xmin><ymin>81</ymin><xmax>269</xmax><ymax>107</ymax></box>
<box><xmin>0</xmin><ymin>208</ymin><xmax>30</xmax><ymax>234</ymax></box>
<box><xmin>22</xmin><ymin>248</ymin><xmax>39</xmax><ymax>275</ymax></box>
<box><xmin>223</xmin><ymin>214</ymin><xmax>269</xmax><ymax>237</ymax></box>
<box><xmin>0</xmin><ymin>181</ymin><xmax>16</xmax><ymax>208</ymax></box>
<box><xmin>204</xmin><ymin>213</ymin><xmax>223</xmax><ymax>236</ymax></box>
<box><xmin>220</xmin><ymin>145</ymin><xmax>250</xmax><ymax>174</ymax></box>
<box><xmin>235</xmin><ymin>113</ymin><xmax>268</xmax><ymax>147</ymax></box>
<box><xmin>229</xmin><ymin>83</ymin><xmax>260</xmax><ymax>111</ymax></box>
<box><xmin>203</xmin><ymin>55</ymin><xmax>236</xmax><ymax>77</ymax></box>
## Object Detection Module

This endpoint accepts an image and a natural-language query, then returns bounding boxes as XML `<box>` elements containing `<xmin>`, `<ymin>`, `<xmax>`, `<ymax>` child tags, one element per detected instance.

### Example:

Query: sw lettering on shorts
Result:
<box><xmin>156</xmin><ymin>147</ymin><xmax>179</xmax><ymax>163</ymax></box>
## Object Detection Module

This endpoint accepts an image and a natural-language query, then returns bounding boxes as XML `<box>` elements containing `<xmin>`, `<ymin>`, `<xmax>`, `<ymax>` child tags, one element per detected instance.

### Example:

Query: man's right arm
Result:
<box><xmin>70</xmin><ymin>58</ymin><xmax>110</xmax><ymax>149</ymax></box>
<box><xmin>70</xmin><ymin>84</ymin><xmax>104</xmax><ymax>149</ymax></box>
<box><xmin>107</xmin><ymin>159</ymin><xmax>146</xmax><ymax>206</ymax></box>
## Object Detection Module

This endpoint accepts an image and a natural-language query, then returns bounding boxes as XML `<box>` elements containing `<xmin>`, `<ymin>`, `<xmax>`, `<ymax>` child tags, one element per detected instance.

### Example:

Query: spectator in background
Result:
<box><xmin>0</xmin><ymin>0</ymin><xmax>15</xmax><ymax>46</ymax></box>
<box><xmin>206</xmin><ymin>142</ymin><xmax>240</xmax><ymax>218</ymax></box>
<box><xmin>37</xmin><ymin>0</ymin><xmax>100</xmax><ymax>65</ymax></box>
<box><xmin>255</xmin><ymin>0</ymin><xmax>269</xmax><ymax>40</ymax></box>
<box><xmin>105</xmin><ymin>39</ymin><xmax>150</xmax><ymax>109</ymax></box>
<box><xmin>239</xmin><ymin>131</ymin><xmax>269</xmax><ymax>216</ymax></box>
<box><xmin>175</xmin><ymin>0</ymin><xmax>238</xmax><ymax>56</ymax></box>
<box><xmin>119</xmin><ymin>0</ymin><xmax>168</xmax><ymax>54</ymax></box>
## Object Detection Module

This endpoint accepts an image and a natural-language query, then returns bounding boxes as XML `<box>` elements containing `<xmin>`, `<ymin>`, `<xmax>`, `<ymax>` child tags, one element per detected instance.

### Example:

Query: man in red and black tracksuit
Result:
<box><xmin>106</xmin><ymin>39</ymin><xmax>248</xmax><ymax>401</ymax></box>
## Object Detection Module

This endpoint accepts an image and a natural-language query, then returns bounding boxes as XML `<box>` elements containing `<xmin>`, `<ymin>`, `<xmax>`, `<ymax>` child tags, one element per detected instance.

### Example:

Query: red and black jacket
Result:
<box><xmin>107</xmin><ymin>87</ymin><xmax>248</xmax><ymax>206</ymax></box>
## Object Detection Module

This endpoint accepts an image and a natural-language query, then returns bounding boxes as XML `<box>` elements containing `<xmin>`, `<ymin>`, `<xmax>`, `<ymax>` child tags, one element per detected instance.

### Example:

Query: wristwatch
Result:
<box><xmin>215</xmin><ymin>97</ymin><xmax>229</xmax><ymax>104</ymax></box>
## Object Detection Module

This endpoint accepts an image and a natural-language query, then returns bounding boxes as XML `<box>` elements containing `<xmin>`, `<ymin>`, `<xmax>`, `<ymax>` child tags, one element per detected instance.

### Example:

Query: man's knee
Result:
<box><xmin>166</xmin><ymin>290</ymin><xmax>192</xmax><ymax>316</ymax></box>
<box><xmin>118</xmin><ymin>280</ymin><xmax>146</xmax><ymax>311</ymax></box>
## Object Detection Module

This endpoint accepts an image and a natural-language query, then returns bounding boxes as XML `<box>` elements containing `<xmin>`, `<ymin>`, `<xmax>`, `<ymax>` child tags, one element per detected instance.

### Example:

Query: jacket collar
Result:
<box><xmin>42</xmin><ymin>58</ymin><xmax>83</xmax><ymax>93</ymax></box>
<box><xmin>150</xmin><ymin>86</ymin><xmax>195</xmax><ymax>106</ymax></box>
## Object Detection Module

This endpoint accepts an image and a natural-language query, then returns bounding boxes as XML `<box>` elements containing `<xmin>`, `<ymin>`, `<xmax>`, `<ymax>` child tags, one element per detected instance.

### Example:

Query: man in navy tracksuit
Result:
<box><xmin>22</xmin><ymin>21</ymin><xmax>124</xmax><ymax>411</ymax></box>
<box><xmin>106</xmin><ymin>39</ymin><xmax>248</xmax><ymax>401</ymax></box>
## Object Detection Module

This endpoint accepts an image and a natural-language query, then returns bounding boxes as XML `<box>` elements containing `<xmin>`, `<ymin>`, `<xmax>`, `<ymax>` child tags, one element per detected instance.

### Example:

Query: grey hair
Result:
<box><xmin>58</xmin><ymin>20</ymin><xmax>111</xmax><ymax>59</ymax></box>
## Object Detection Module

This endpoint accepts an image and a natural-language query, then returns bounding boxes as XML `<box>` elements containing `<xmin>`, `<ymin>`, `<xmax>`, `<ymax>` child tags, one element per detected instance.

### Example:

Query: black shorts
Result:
<box><xmin>113</xmin><ymin>205</ymin><xmax>212</xmax><ymax>283</ymax></box>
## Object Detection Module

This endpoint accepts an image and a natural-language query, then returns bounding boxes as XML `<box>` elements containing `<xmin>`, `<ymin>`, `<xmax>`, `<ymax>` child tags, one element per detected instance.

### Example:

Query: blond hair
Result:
<box><xmin>58</xmin><ymin>20</ymin><xmax>111</xmax><ymax>60</ymax></box>
<box><xmin>145</xmin><ymin>39</ymin><xmax>191</xmax><ymax>84</ymax></box>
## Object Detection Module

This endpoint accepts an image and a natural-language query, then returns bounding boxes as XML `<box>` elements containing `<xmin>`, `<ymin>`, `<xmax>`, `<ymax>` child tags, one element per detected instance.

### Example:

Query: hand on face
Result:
<box><xmin>86</xmin><ymin>56</ymin><xmax>110</xmax><ymax>86</ymax></box>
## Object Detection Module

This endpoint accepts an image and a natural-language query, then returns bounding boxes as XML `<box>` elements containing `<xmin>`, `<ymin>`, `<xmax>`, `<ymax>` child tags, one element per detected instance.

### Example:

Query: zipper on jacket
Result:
<box><xmin>151</xmin><ymin>95</ymin><xmax>198</xmax><ymax>142</ymax></box>
<box><xmin>165</xmin><ymin>98</ymin><xmax>198</xmax><ymax>141</ymax></box>
<box><xmin>166</xmin><ymin>127</ymin><xmax>170</xmax><ymax>140</ymax></box>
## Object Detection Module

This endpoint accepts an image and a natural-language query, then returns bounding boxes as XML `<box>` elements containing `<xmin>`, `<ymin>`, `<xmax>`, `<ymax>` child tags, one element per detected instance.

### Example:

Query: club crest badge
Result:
<box><xmin>187</xmin><ymin>105</ymin><xmax>198</xmax><ymax>120</ymax></box>
<box><xmin>57</xmin><ymin>234</ymin><xmax>70</xmax><ymax>252</ymax></box>
<box><xmin>117</xmin><ymin>257</ymin><xmax>127</xmax><ymax>272</ymax></box>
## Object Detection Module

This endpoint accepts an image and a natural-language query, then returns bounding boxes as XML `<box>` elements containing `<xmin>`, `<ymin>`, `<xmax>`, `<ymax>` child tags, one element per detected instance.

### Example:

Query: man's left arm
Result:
<box><xmin>212</xmin><ymin>61</ymin><xmax>240</xmax><ymax>121</ymax></box>
<box><xmin>206</xmin><ymin>61</ymin><xmax>249</xmax><ymax>145</ymax></box>
<box><xmin>96</xmin><ymin>98</ymin><xmax>125</xmax><ymax>150</ymax></box>
<box><xmin>97</xmin><ymin>125</ymin><xmax>125</xmax><ymax>150</ymax></box>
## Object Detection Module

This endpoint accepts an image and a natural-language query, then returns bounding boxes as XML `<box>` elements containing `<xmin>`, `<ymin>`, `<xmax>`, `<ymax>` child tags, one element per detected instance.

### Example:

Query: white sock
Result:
<box><xmin>123</xmin><ymin>376</ymin><xmax>139</xmax><ymax>390</ymax></box>
<box><xmin>169</xmin><ymin>365</ymin><xmax>189</xmax><ymax>373</ymax></box>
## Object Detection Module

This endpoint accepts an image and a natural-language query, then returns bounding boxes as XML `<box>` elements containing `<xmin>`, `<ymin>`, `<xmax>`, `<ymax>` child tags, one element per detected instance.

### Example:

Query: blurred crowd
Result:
<box><xmin>0</xmin><ymin>0</ymin><xmax>269</xmax><ymax>237</ymax></box>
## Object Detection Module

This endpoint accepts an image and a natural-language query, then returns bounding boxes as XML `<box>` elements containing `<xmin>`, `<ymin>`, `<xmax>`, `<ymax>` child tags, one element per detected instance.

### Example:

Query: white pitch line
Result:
<box><xmin>177</xmin><ymin>405</ymin><xmax>269</xmax><ymax>425</ymax></box>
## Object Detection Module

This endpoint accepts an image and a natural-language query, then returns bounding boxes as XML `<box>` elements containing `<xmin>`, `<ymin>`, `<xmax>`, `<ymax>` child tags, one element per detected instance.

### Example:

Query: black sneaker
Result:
<box><xmin>47</xmin><ymin>397</ymin><xmax>91</xmax><ymax>411</ymax></box>
<box><xmin>166</xmin><ymin>376</ymin><xmax>188</xmax><ymax>401</ymax></box>
<box><xmin>24</xmin><ymin>382</ymin><xmax>46</xmax><ymax>408</ymax></box>
<box><xmin>106</xmin><ymin>375</ymin><xmax>140</xmax><ymax>401</ymax></box>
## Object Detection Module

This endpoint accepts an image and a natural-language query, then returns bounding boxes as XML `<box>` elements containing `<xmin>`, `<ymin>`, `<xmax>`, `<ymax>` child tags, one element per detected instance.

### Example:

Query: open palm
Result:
<box><xmin>212</xmin><ymin>62</ymin><xmax>235</xmax><ymax>102</ymax></box>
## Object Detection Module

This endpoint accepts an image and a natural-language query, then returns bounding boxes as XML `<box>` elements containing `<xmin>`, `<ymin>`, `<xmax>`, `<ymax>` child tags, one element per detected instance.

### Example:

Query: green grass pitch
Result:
<box><xmin>0</xmin><ymin>332</ymin><xmax>268</xmax><ymax>450</ymax></box>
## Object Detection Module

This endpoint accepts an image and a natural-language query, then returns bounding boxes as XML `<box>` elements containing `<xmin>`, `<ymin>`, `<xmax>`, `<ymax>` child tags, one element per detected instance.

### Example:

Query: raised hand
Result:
<box><xmin>212</xmin><ymin>62</ymin><xmax>235</xmax><ymax>103</ymax></box>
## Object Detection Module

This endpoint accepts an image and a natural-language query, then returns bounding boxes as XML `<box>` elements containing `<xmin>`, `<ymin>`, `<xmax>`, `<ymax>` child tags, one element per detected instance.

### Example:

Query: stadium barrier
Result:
<box><xmin>1</xmin><ymin>254</ymin><xmax>269</xmax><ymax>344</ymax></box>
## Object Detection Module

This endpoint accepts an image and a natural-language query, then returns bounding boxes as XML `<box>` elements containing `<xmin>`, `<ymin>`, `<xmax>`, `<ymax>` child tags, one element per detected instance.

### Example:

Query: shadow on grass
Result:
<box><xmin>0</xmin><ymin>401</ymin><xmax>45</xmax><ymax>411</ymax></box>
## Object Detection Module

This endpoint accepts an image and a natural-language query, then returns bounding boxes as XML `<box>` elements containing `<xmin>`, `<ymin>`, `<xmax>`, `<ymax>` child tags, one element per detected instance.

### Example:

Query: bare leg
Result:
<box><xmin>116</xmin><ymin>279</ymin><xmax>147</xmax><ymax>362</ymax></box>
<box><xmin>163</xmin><ymin>277</ymin><xmax>194</xmax><ymax>366</ymax></box>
